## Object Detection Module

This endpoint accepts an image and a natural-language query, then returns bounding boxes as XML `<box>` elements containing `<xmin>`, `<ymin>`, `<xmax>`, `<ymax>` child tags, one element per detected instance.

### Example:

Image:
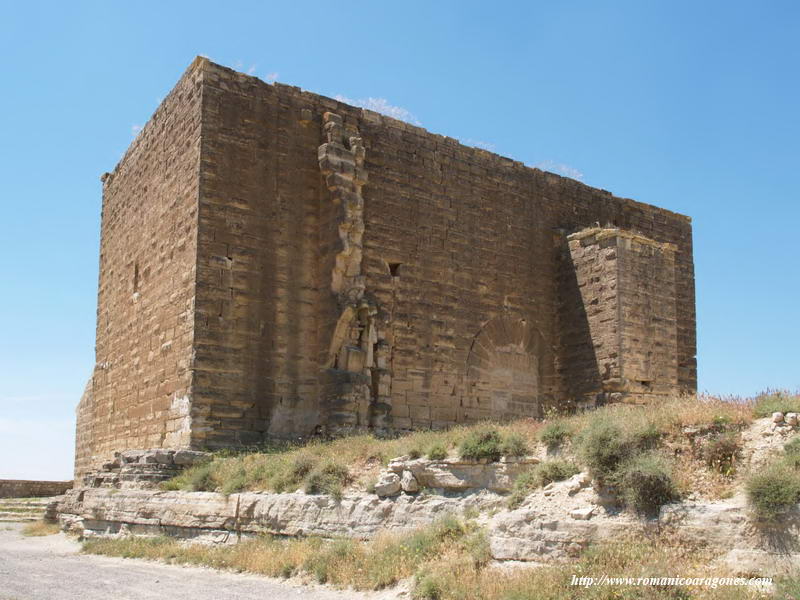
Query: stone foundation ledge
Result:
<box><xmin>57</xmin><ymin>487</ymin><xmax>494</xmax><ymax>542</ymax></box>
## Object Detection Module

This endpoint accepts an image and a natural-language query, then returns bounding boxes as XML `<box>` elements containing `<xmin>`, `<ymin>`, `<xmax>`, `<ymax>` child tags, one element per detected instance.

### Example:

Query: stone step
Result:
<box><xmin>0</xmin><ymin>513</ymin><xmax>42</xmax><ymax>521</ymax></box>
<box><xmin>0</xmin><ymin>496</ymin><xmax>60</xmax><ymax>507</ymax></box>
<box><xmin>0</xmin><ymin>503</ymin><xmax>49</xmax><ymax>511</ymax></box>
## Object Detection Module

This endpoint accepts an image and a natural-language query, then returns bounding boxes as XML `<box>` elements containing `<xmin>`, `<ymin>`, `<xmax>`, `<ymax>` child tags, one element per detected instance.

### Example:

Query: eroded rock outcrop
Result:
<box><xmin>376</xmin><ymin>455</ymin><xmax>540</xmax><ymax>496</ymax></box>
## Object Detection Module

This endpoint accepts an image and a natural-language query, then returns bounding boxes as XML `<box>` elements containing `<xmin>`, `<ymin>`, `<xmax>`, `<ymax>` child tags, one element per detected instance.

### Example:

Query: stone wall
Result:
<box><xmin>76</xmin><ymin>57</ymin><xmax>696</xmax><ymax>475</ymax></box>
<box><xmin>187</xmin><ymin>59</ymin><xmax>694</xmax><ymax>437</ymax></box>
<box><xmin>0</xmin><ymin>480</ymin><xmax>72</xmax><ymax>499</ymax></box>
<box><xmin>75</xmin><ymin>59</ymin><xmax>204</xmax><ymax>477</ymax></box>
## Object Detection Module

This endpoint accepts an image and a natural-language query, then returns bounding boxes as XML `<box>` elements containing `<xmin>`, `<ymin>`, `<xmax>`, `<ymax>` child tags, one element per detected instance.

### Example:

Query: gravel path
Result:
<box><xmin>0</xmin><ymin>523</ymin><xmax>403</xmax><ymax>600</ymax></box>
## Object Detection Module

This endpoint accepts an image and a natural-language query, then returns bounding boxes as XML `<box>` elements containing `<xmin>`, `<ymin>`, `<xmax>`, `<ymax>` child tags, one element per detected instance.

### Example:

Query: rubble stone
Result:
<box><xmin>400</xmin><ymin>471</ymin><xmax>420</xmax><ymax>493</ymax></box>
<box><xmin>374</xmin><ymin>473</ymin><xmax>401</xmax><ymax>497</ymax></box>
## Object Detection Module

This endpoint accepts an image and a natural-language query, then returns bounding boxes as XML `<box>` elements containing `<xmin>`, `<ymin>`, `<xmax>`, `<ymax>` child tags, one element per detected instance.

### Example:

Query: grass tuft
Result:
<box><xmin>459</xmin><ymin>428</ymin><xmax>504</xmax><ymax>461</ymax></box>
<box><xmin>21</xmin><ymin>521</ymin><xmax>60</xmax><ymax>537</ymax></box>
<box><xmin>304</xmin><ymin>460</ymin><xmax>350</xmax><ymax>500</ymax></box>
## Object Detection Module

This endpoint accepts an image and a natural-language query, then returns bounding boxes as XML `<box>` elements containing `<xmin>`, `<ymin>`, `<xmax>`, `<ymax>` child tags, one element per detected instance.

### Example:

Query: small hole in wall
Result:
<box><xmin>388</xmin><ymin>262</ymin><xmax>402</xmax><ymax>277</ymax></box>
<box><xmin>638</xmin><ymin>380</ymin><xmax>652</xmax><ymax>390</ymax></box>
<box><xmin>133</xmin><ymin>262</ymin><xmax>139</xmax><ymax>293</ymax></box>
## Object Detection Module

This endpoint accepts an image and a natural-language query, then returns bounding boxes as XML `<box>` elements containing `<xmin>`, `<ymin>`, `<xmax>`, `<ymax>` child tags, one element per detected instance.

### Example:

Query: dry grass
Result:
<box><xmin>83</xmin><ymin>522</ymin><xmax>764</xmax><ymax>600</ymax></box>
<box><xmin>412</xmin><ymin>536</ymin><xmax>764</xmax><ymax>600</ymax></box>
<box><xmin>21</xmin><ymin>521</ymin><xmax>60</xmax><ymax>537</ymax></box>
<box><xmin>162</xmin><ymin>395</ymin><xmax>755</xmax><ymax>500</ymax></box>
<box><xmin>162</xmin><ymin>420</ymin><xmax>544</xmax><ymax>494</ymax></box>
<box><xmin>542</xmin><ymin>395</ymin><xmax>752</xmax><ymax>445</ymax></box>
<box><xmin>83</xmin><ymin>515</ymin><xmax>482</xmax><ymax>590</ymax></box>
<box><xmin>752</xmin><ymin>391</ymin><xmax>800</xmax><ymax>418</ymax></box>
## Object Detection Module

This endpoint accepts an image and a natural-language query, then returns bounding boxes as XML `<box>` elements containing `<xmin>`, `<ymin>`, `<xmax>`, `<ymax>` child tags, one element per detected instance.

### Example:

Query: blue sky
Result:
<box><xmin>1</xmin><ymin>1</ymin><xmax>797</xmax><ymax>479</ymax></box>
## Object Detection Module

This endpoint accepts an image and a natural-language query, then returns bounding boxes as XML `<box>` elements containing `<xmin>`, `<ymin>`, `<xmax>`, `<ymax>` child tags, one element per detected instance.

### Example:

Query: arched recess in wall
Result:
<box><xmin>464</xmin><ymin>315</ymin><xmax>546</xmax><ymax>420</ymax></box>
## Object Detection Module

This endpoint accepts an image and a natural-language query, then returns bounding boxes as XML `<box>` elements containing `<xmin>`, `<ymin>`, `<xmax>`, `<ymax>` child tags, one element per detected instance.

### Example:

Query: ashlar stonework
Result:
<box><xmin>75</xmin><ymin>57</ymin><xmax>696</xmax><ymax>478</ymax></box>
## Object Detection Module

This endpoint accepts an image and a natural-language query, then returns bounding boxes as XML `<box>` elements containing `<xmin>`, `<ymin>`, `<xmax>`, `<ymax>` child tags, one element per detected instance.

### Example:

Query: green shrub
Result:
<box><xmin>507</xmin><ymin>460</ymin><xmax>579</xmax><ymax>508</ymax></box>
<box><xmin>502</xmin><ymin>433</ymin><xmax>529</xmax><ymax>457</ymax></box>
<box><xmin>746</xmin><ymin>463</ymin><xmax>800</xmax><ymax>521</ymax></box>
<box><xmin>427</xmin><ymin>444</ymin><xmax>447</xmax><ymax>460</ymax></box>
<box><xmin>304</xmin><ymin>460</ymin><xmax>350</xmax><ymax>500</ymax></box>
<box><xmin>701</xmin><ymin>433</ymin><xmax>741</xmax><ymax>475</ymax></box>
<box><xmin>538</xmin><ymin>422</ymin><xmax>572</xmax><ymax>450</ymax></box>
<box><xmin>408</xmin><ymin>447</ymin><xmax>423</xmax><ymax>459</ymax></box>
<box><xmin>753</xmin><ymin>392</ymin><xmax>800</xmax><ymax>418</ymax></box>
<box><xmin>459</xmin><ymin>428</ymin><xmax>503</xmax><ymax>461</ymax></box>
<box><xmin>578</xmin><ymin>420</ymin><xmax>631</xmax><ymax>480</ymax></box>
<box><xmin>413</xmin><ymin>570</ymin><xmax>445</xmax><ymax>600</ymax></box>
<box><xmin>613</xmin><ymin>452</ymin><xmax>677</xmax><ymax>516</ymax></box>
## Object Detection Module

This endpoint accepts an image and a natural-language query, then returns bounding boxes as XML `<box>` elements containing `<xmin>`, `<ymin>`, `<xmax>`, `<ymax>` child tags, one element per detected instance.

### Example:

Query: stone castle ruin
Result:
<box><xmin>75</xmin><ymin>57</ymin><xmax>695</xmax><ymax>479</ymax></box>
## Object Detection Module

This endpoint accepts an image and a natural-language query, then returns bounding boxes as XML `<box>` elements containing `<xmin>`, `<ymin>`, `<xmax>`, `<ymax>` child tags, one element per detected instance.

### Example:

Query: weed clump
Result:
<box><xmin>578</xmin><ymin>418</ymin><xmax>678</xmax><ymax>514</ymax></box>
<box><xmin>578</xmin><ymin>420</ymin><xmax>631</xmax><ymax>481</ymax></box>
<box><xmin>613</xmin><ymin>452</ymin><xmax>677</xmax><ymax>516</ymax></box>
<box><xmin>501</xmin><ymin>433</ymin><xmax>529</xmax><ymax>457</ymax></box>
<box><xmin>701</xmin><ymin>433</ymin><xmax>741</xmax><ymax>475</ymax></box>
<box><xmin>538</xmin><ymin>422</ymin><xmax>572</xmax><ymax>451</ymax></box>
<box><xmin>427</xmin><ymin>444</ymin><xmax>448</xmax><ymax>461</ymax></box>
<box><xmin>459</xmin><ymin>428</ymin><xmax>530</xmax><ymax>461</ymax></box>
<box><xmin>458</xmin><ymin>429</ymin><xmax>504</xmax><ymax>461</ymax></box>
<box><xmin>746</xmin><ymin>463</ymin><xmax>800</xmax><ymax>521</ymax></box>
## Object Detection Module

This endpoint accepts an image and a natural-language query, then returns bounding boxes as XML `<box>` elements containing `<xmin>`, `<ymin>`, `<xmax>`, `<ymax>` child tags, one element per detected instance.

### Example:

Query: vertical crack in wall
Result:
<box><xmin>318</xmin><ymin>112</ymin><xmax>392</xmax><ymax>431</ymax></box>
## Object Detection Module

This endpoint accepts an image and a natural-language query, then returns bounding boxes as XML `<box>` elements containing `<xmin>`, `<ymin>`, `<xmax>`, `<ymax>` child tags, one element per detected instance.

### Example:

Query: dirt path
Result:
<box><xmin>0</xmin><ymin>523</ymin><xmax>402</xmax><ymax>600</ymax></box>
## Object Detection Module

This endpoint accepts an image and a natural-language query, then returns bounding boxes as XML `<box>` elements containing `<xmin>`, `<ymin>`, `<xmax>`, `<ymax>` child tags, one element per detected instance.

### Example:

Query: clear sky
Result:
<box><xmin>1</xmin><ymin>1</ymin><xmax>797</xmax><ymax>479</ymax></box>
